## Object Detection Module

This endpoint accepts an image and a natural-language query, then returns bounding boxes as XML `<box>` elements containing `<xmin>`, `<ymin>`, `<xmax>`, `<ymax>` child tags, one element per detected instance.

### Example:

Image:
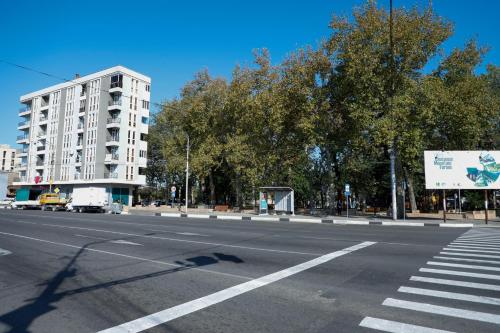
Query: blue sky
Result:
<box><xmin>0</xmin><ymin>0</ymin><xmax>498</xmax><ymax>146</ymax></box>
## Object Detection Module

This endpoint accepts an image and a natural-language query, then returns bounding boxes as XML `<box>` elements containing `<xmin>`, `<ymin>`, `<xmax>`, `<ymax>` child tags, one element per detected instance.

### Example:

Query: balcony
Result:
<box><xmin>17</xmin><ymin>163</ymin><xmax>27</xmax><ymax>171</ymax></box>
<box><xmin>18</xmin><ymin>120</ymin><xmax>30</xmax><ymax>129</ymax></box>
<box><xmin>108</xmin><ymin>99</ymin><xmax>123</xmax><ymax>110</ymax></box>
<box><xmin>106</xmin><ymin>135</ymin><xmax>120</xmax><ymax>146</ymax></box>
<box><xmin>39</xmin><ymin>115</ymin><xmax>48</xmax><ymax>124</ymax></box>
<box><xmin>109</xmin><ymin>82</ymin><xmax>123</xmax><ymax>93</ymax></box>
<box><xmin>76</xmin><ymin>140</ymin><xmax>83</xmax><ymax>149</ymax></box>
<box><xmin>19</xmin><ymin>107</ymin><xmax>31</xmax><ymax>116</ymax></box>
<box><xmin>74</xmin><ymin>173</ymin><xmax>81</xmax><ymax>180</ymax></box>
<box><xmin>106</xmin><ymin>117</ymin><xmax>121</xmax><ymax>128</ymax></box>
<box><xmin>105</xmin><ymin>153</ymin><xmax>119</xmax><ymax>164</ymax></box>
<box><xmin>16</xmin><ymin>148</ymin><xmax>28</xmax><ymax>156</ymax></box>
<box><xmin>37</xmin><ymin>131</ymin><xmax>47</xmax><ymax>139</ymax></box>
<box><xmin>35</xmin><ymin>160</ymin><xmax>45</xmax><ymax>168</ymax></box>
<box><xmin>36</xmin><ymin>145</ymin><xmax>46</xmax><ymax>154</ymax></box>
<box><xmin>104</xmin><ymin>172</ymin><xmax>118</xmax><ymax>179</ymax></box>
<box><xmin>16</xmin><ymin>135</ymin><xmax>29</xmax><ymax>143</ymax></box>
<box><xmin>77</xmin><ymin>122</ymin><xmax>84</xmax><ymax>132</ymax></box>
<box><xmin>40</xmin><ymin>101</ymin><xmax>49</xmax><ymax>110</ymax></box>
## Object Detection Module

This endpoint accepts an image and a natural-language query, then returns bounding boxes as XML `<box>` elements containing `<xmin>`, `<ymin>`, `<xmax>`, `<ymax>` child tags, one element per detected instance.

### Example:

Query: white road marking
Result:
<box><xmin>448</xmin><ymin>243</ymin><xmax>500</xmax><ymax>250</ymax></box>
<box><xmin>40</xmin><ymin>223</ymin><xmax>322</xmax><ymax>256</ymax></box>
<box><xmin>440</xmin><ymin>251</ymin><xmax>500</xmax><ymax>259</ymax></box>
<box><xmin>359</xmin><ymin>316</ymin><xmax>454</xmax><ymax>333</ymax></box>
<box><xmin>74</xmin><ymin>234</ymin><xmax>142</xmax><ymax>246</ymax></box>
<box><xmin>452</xmin><ymin>241</ymin><xmax>500</xmax><ymax>247</ymax></box>
<box><xmin>145</xmin><ymin>229</ymin><xmax>209</xmax><ymax>237</ymax></box>
<box><xmin>97</xmin><ymin>241</ymin><xmax>376</xmax><ymax>333</ymax></box>
<box><xmin>456</xmin><ymin>237</ymin><xmax>500</xmax><ymax>242</ymax></box>
<box><xmin>443</xmin><ymin>247</ymin><xmax>500</xmax><ymax>254</ymax></box>
<box><xmin>0</xmin><ymin>248</ymin><xmax>11</xmax><ymax>256</ymax></box>
<box><xmin>398</xmin><ymin>286</ymin><xmax>500</xmax><ymax>306</ymax></box>
<box><xmin>15</xmin><ymin>220</ymin><xmax>37</xmax><ymax>225</ymax></box>
<box><xmin>110</xmin><ymin>240</ymin><xmax>142</xmax><ymax>246</ymax></box>
<box><xmin>0</xmin><ymin>231</ymin><xmax>251</xmax><ymax>281</ymax></box>
<box><xmin>383</xmin><ymin>298</ymin><xmax>500</xmax><ymax>324</ymax></box>
<box><xmin>434</xmin><ymin>256</ymin><xmax>500</xmax><ymax>265</ymax></box>
<box><xmin>427</xmin><ymin>261</ymin><xmax>500</xmax><ymax>272</ymax></box>
<box><xmin>410</xmin><ymin>276</ymin><xmax>500</xmax><ymax>291</ymax></box>
<box><xmin>419</xmin><ymin>268</ymin><xmax>500</xmax><ymax>281</ymax></box>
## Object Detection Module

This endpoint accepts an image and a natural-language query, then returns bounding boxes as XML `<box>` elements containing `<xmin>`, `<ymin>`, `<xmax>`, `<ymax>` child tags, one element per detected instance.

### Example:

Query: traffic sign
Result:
<box><xmin>344</xmin><ymin>184</ymin><xmax>350</xmax><ymax>196</ymax></box>
<box><xmin>54</xmin><ymin>187</ymin><xmax>60</xmax><ymax>194</ymax></box>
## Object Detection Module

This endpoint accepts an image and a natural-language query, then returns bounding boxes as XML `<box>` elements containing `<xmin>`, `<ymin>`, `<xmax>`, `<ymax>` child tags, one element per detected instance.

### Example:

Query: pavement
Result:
<box><xmin>0</xmin><ymin>210</ymin><xmax>499</xmax><ymax>332</ymax></box>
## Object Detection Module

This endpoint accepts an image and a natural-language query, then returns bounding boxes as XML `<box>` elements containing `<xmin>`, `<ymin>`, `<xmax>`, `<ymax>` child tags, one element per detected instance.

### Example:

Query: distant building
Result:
<box><xmin>0</xmin><ymin>144</ymin><xmax>19</xmax><ymax>172</ymax></box>
<box><xmin>14</xmin><ymin>66</ymin><xmax>150</xmax><ymax>205</ymax></box>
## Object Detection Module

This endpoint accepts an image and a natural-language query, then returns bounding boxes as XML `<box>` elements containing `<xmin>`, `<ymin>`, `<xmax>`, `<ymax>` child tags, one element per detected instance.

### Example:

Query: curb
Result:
<box><xmin>154</xmin><ymin>212</ymin><xmax>473</xmax><ymax>228</ymax></box>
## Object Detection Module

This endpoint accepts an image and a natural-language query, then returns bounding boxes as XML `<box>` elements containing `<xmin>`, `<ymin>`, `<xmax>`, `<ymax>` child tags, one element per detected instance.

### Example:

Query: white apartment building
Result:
<box><xmin>0</xmin><ymin>144</ymin><xmax>19</xmax><ymax>172</ymax></box>
<box><xmin>14</xmin><ymin>66</ymin><xmax>150</xmax><ymax>205</ymax></box>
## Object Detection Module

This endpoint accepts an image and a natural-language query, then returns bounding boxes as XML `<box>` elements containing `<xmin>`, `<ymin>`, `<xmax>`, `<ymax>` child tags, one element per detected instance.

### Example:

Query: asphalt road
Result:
<box><xmin>0</xmin><ymin>210</ymin><xmax>499</xmax><ymax>333</ymax></box>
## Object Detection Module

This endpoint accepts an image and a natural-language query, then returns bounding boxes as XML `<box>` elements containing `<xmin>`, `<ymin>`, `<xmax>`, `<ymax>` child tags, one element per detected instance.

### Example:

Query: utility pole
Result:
<box><xmin>389</xmin><ymin>0</ymin><xmax>398</xmax><ymax>220</ymax></box>
<box><xmin>185</xmin><ymin>135</ymin><xmax>190</xmax><ymax>214</ymax></box>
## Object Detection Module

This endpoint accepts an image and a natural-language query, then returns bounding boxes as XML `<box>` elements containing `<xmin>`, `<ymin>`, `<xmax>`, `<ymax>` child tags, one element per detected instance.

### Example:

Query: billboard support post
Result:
<box><xmin>485</xmin><ymin>190</ymin><xmax>489</xmax><ymax>225</ymax></box>
<box><xmin>442</xmin><ymin>189</ymin><xmax>447</xmax><ymax>223</ymax></box>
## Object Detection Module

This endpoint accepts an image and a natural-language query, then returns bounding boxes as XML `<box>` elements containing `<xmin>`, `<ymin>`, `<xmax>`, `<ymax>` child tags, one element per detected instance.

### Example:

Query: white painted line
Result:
<box><xmin>456</xmin><ymin>237</ymin><xmax>500</xmax><ymax>242</ymax></box>
<box><xmin>187</xmin><ymin>214</ymin><xmax>210</xmax><ymax>219</ymax></box>
<box><xmin>382</xmin><ymin>222</ymin><xmax>425</xmax><ymax>226</ymax></box>
<box><xmin>0</xmin><ymin>231</ymin><xmax>251</xmax><ymax>281</ymax></box>
<box><xmin>41</xmin><ymin>223</ymin><xmax>322</xmax><ymax>256</ymax></box>
<box><xmin>452</xmin><ymin>241</ymin><xmax>500</xmax><ymax>247</ymax></box>
<box><xmin>216</xmin><ymin>215</ymin><xmax>242</xmax><ymax>220</ymax></box>
<box><xmin>448</xmin><ymin>244</ymin><xmax>500</xmax><ymax>250</ymax></box>
<box><xmin>440</xmin><ymin>251</ymin><xmax>500</xmax><ymax>259</ymax></box>
<box><xmin>0</xmin><ymin>248</ymin><xmax>12</xmax><ymax>256</ymax></box>
<box><xmin>410</xmin><ymin>276</ymin><xmax>500</xmax><ymax>291</ymax></box>
<box><xmin>110</xmin><ymin>240</ymin><xmax>142</xmax><ymax>246</ymax></box>
<box><xmin>434</xmin><ymin>256</ymin><xmax>500</xmax><ymax>265</ymax></box>
<box><xmin>160</xmin><ymin>213</ymin><xmax>181</xmax><ymax>217</ymax></box>
<box><xmin>74</xmin><ymin>234</ymin><xmax>108</xmax><ymax>240</ymax></box>
<box><xmin>334</xmin><ymin>220</ymin><xmax>369</xmax><ymax>225</ymax></box>
<box><xmin>383</xmin><ymin>298</ymin><xmax>500</xmax><ymax>324</ymax></box>
<box><xmin>440</xmin><ymin>224</ymin><xmax>473</xmax><ymax>228</ymax></box>
<box><xmin>419</xmin><ymin>268</ymin><xmax>500</xmax><ymax>281</ymax></box>
<box><xmin>443</xmin><ymin>247</ymin><xmax>500</xmax><ymax>254</ymax></box>
<box><xmin>398</xmin><ymin>286</ymin><xmax>500</xmax><ymax>306</ymax></box>
<box><xmin>176</xmin><ymin>232</ymin><xmax>209</xmax><ymax>237</ymax></box>
<box><xmin>427</xmin><ymin>261</ymin><xmax>500</xmax><ymax>272</ymax></box>
<box><xmin>98</xmin><ymin>241</ymin><xmax>376</xmax><ymax>333</ymax></box>
<box><xmin>359</xmin><ymin>316</ymin><xmax>454</xmax><ymax>333</ymax></box>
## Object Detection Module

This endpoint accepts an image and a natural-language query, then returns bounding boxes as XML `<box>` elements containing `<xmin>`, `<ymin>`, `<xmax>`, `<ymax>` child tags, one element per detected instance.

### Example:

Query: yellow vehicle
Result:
<box><xmin>39</xmin><ymin>193</ymin><xmax>68</xmax><ymax>211</ymax></box>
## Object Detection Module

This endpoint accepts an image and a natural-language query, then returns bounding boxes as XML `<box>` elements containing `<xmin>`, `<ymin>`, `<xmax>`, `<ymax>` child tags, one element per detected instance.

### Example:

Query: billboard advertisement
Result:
<box><xmin>424</xmin><ymin>151</ymin><xmax>500</xmax><ymax>189</ymax></box>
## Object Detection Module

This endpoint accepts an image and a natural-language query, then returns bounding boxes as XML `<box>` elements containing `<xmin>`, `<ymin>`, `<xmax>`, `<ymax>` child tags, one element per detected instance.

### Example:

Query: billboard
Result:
<box><xmin>424</xmin><ymin>151</ymin><xmax>500</xmax><ymax>190</ymax></box>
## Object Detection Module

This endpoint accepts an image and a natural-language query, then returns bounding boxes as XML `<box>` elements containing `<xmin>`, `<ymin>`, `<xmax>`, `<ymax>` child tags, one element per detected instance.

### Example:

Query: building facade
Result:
<box><xmin>0</xmin><ymin>144</ymin><xmax>19</xmax><ymax>172</ymax></box>
<box><xmin>14</xmin><ymin>66</ymin><xmax>150</xmax><ymax>205</ymax></box>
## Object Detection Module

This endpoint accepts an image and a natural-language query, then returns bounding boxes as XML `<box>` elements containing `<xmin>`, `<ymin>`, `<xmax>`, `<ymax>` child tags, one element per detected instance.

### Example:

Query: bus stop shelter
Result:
<box><xmin>258</xmin><ymin>186</ymin><xmax>294</xmax><ymax>215</ymax></box>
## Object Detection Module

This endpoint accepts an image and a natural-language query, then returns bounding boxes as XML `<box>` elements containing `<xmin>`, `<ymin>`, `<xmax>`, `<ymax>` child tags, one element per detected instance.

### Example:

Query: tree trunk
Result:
<box><xmin>406</xmin><ymin>172</ymin><xmax>418</xmax><ymax>213</ymax></box>
<box><xmin>209</xmin><ymin>169</ymin><xmax>215</xmax><ymax>206</ymax></box>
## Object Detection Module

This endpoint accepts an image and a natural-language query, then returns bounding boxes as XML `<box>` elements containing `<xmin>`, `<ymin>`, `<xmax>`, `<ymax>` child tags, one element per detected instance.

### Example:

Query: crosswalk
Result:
<box><xmin>359</xmin><ymin>228</ymin><xmax>500</xmax><ymax>333</ymax></box>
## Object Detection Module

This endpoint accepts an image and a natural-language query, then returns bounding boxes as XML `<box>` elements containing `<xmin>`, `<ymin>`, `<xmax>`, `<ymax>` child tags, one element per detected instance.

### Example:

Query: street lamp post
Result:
<box><xmin>185</xmin><ymin>135</ymin><xmax>190</xmax><ymax>214</ymax></box>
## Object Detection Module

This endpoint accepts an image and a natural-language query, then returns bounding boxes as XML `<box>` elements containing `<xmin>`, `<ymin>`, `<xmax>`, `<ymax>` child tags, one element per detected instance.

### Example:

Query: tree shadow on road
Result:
<box><xmin>0</xmin><ymin>235</ymin><xmax>244</xmax><ymax>333</ymax></box>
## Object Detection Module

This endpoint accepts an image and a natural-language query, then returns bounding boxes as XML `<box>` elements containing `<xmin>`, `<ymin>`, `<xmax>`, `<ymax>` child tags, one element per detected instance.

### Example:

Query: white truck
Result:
<box><xmin>68</xmin><ymin>186</ymin><xmax>109</xmax><ymax>213</ymax></box>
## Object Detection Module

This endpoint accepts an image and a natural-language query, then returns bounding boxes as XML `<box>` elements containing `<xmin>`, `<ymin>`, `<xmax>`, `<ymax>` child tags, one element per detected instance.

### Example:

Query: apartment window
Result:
<box><xmin>142</xmin><ymin>117</ymin><xmax>148</xmax><ymax>125</ymax></box>
<box><xmin>111</xmin><ymin>74</ymin><xmax>123</xmax><ymax>89</ymax></box>
<box><xmin>126</xmin><ymin>166</ymin><xmax>129</xmax><ymax>180</ymax></box>
<box><xmin>129</xmin><ymin>96</ymin><xmax>133</xmax><ymax>109</ymax></box>
<box><xmin>131</xmin><ymin>148</ymin><xmax>135</xmax><ymax>162</ymax></box>
<box><xmin>132</xmin><ymin>131</ymin><xmax>136</xmax><ymax>144</ymax></box>
<box><xmin>128</xmin><ymin>113</ymin><xmax>132</xmax><ymax>126</ymax></box>
<box><xmin>130</xmin><ymin>79</ymin><xmax>135</xmax><ymax>93</ymax></box>
<box><xmin>130</xmin><ymin>166</ymin><xmax>134</xmax><ymax>180</ymax></box>
<box><xmin>139</xmin><ymin>150</ymin><xmax>147</xmax><ymax>158</ymax></box>
<box><xmin>127</xmin><ymin>148</ymin><xmax>130</xmax><ymax>162</ymax></box>
<box><xmin>128</xmin><ymin>130</ymin><xmax>131</xmax><ymax>144</ymax></box>
<box><xmin>145</xmin><ymin>84</ymin><xmax>150</xmax><ymax>92</ymax></box>
<box><xmin>134</xmin><ymin>97</ymin><xmax>137</xmax><ymax>110</ymax></box>
<box><xmin>133</xmin><ymin>114</ymin><xmax>136</xmax><ymax>127</ymax></box>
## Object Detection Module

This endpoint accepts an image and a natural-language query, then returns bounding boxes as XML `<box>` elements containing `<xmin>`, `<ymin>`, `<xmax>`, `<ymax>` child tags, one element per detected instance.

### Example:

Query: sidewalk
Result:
<box><xmin>127</xmin><ymin>207</ymin><xmax>496</xmax><ymax>228</ymax></box>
